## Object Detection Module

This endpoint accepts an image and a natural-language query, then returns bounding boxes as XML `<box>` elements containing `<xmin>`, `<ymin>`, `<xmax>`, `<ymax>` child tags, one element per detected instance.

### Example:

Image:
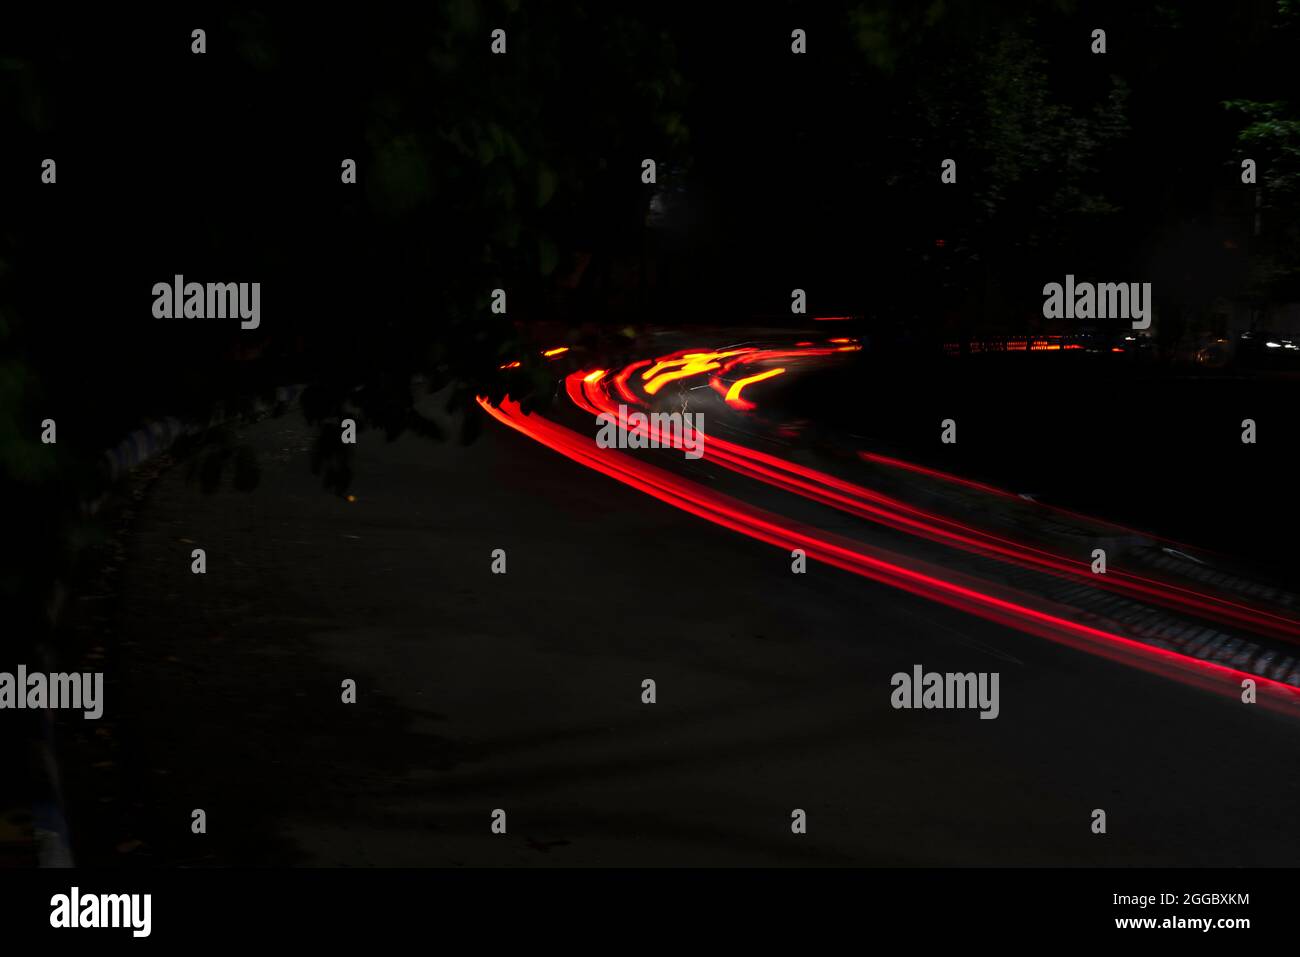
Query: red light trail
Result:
<box><xmin>482</xmin><ymin>338</ymin><xmax>1300</xmax><ymax>715</ymax></box>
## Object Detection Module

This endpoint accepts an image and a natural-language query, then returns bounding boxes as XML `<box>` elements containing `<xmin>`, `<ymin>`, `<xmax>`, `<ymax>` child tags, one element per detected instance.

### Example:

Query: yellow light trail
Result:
<box><xmin>725</xmin><ymin>367</ymin><xmax>785</xmax><ymax>402</ymax></box>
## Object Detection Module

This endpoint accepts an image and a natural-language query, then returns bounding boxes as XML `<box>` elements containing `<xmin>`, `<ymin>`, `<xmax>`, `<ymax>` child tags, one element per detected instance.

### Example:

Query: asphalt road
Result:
<box><xmin>58</xmin><ymin>393</ymin><xmax>1300</xmax><ymax>867</ymax></box>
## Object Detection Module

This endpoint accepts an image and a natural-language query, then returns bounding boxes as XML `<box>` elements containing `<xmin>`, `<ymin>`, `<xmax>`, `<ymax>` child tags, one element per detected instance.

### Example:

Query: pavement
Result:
<box><xmin>54</xmin><ymin>392</ymin><xmax>1300</xmax><ymax>866</ymax></box>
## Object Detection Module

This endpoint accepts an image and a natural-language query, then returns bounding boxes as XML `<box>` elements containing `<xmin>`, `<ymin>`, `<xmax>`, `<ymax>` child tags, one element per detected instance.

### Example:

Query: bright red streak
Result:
<box><xmin>856</xmin><ymin>451</ymin><xmax>1207</xmax><ymax>552</ymax></box>
<box><xmin>582</xmin><ymin>359</ymin><xmax>1299</xmax><ymax>642</ymax></box>
<box><xmin>613</xmin><ymin>359</ymin><xmax>652</xmax><ymax>405</ymax></box>
<box><xmin>858</xmin><ymin>452</ymin><xmax>1020</xmax><ymax>501</ymax></box>
<box><xmin>478</xmin><ymin>392</ymin><xmax>1300</xmax><ymax>715</ymax></box>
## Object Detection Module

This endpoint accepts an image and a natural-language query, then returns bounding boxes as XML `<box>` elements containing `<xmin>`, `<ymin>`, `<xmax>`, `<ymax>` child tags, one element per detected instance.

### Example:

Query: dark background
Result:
<box><xmin>5</xmin><ymin>2</ymin><xmax>1298</xmax><ymax>427</ymax></box>
<box><xmin>3</xmin><ymin>0</ymin><xmax>1300</xmax><ymax>795</ymax></box>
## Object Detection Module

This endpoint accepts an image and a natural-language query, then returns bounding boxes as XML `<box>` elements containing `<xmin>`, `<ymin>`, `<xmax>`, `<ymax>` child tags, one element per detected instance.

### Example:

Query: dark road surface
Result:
<box><xmin>59</xmin><ymin>391</ymin><xmax>1300</xmax><ymax>867</ymax></box>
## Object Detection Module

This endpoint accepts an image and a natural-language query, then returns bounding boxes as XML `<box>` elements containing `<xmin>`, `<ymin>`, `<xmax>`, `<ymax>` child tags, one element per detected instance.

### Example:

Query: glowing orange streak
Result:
<box><xmin>725</xmin><ymin>367</ymin><xmax>785</xmax><ymax>402</ymax></box>
<box><xmin>641</xmin><ymin>348</ymin><xmax>755</xmax><ymax>382</ymax></box>
<box><xmin>478</xmin><ymin>393</ymin><xmax>1300</xmax><ymax>715</ymax></box>
<box><xmin>644</xmin><ymin>361</ymin><xmax>721</xmax><ymax>395</ymax></box>
<box><xmin>640</xmin><ymin>352</ymin><xmax>704</xmax><ymax>380</ymax></box>
<box><xmin>542</xmin><ymin>347</ymin><xmax>570</xmax><ymax>358</ymax></box>
<box><xmin>640</xmin><ymin>357</ymin><xmax>691</xmax><ymax>380</ymax></box>
<box><xmin>583</xmin><ymin>369</ymin><xmax>606</xmax><ymax>383</ymax></box>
